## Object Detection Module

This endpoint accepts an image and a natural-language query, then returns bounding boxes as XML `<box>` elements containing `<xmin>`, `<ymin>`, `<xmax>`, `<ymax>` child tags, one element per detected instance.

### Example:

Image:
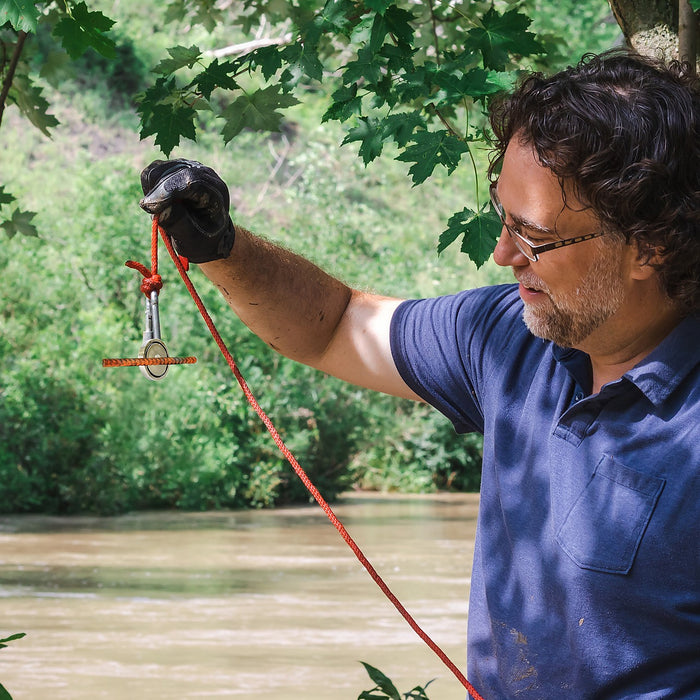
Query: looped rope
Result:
<box><xmin>153</xmin><ymin>216</ymin><xmax>485</xmax><ymax>700</ymax></box>
<box><xmin>126</xmin><ymin>218</ymin><xmax>163</xmax><ymax>296</ymax></box>
<box><xmin>125</xmin><ymin>260</ymin><xmax>163</xmax><ymax>296</ymax></box>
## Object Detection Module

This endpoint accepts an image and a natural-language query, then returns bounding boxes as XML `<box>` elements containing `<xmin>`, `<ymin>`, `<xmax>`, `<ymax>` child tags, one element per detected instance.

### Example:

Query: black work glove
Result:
<box><xmin>139</xmin><ymin>159</ymin><xmax>235</xmax><ymax>264</ymax></box>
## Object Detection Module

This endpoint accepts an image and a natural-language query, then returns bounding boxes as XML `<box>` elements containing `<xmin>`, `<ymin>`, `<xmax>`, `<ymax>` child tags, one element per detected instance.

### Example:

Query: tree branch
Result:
<box><xmin>208</xmin><ymin>35</ymin><xmax>291</xmax><ymax>59</ymax></box>
<box><xmin>679</xmin><ymin>0</ymin><xmax>698</xmax><ymax>72</ymax></box>
<box><xmin>0</xmin><ymin>31</ymin><xmax>28</xmax><ymax>130</ymax></box>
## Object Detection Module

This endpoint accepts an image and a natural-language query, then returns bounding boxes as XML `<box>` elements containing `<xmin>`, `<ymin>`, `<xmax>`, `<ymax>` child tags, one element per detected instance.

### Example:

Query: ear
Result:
<box><xmin>629</xmin><ymin>242</ymin><xmax>663</xmax><ymax>281</ymax></box>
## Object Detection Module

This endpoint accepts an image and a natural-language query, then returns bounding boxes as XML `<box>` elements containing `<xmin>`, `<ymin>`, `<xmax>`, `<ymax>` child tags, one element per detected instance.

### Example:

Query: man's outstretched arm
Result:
<box><xmin>140</xmin><ymin>158</ymin><xmax>422</xmax><ymax>401</ymax></box>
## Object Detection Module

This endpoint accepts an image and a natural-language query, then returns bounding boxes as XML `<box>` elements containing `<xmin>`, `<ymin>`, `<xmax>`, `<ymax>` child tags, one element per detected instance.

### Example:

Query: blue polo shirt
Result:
<box><xmin>390</xmin><ymin>284</ymin><xmax>700</xmax><ymax>699</ymax></box>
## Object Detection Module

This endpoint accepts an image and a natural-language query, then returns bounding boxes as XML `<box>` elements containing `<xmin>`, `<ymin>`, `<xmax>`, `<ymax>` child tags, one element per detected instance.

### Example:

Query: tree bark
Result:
<box><xmin>678</xmin><ymin>0</ymin><xmax>698</xmax><ymax>71</ymax></box>
<box><xmin>608</xmin><ymin>0</ymin><xmax>697</xmax><ymax>69</ymax></box>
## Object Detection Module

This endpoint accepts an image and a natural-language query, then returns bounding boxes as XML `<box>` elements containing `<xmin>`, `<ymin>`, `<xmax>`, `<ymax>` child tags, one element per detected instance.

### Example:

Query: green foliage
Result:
<box><xmin>0</xmin><ymin>0</ymin><xmax>626</xmax><ymax>265</ymax></box>
<box><xmin>0</xmin><ymin>0</ymin><xmax>38</xmax><ymax>33</ymax></box>
<box><xmin>0</xmin><ymin>0</ymin><xmax>626</xmax><ymax>515</ymax></box>
<box><xmin>0</xmin><ymin>633</ymin><xmax>24</xmax><ymax>700</ymax></box>
<box><xmin>358</xmin><ymin>662</ymin><xmax>434</xmax><ymax>700</ymax></box>
<box><xmin>0</xmin><ymin>0</ymin><xmax>117</xmax><ymax>237</ymax></box>
<box><xmin>129</xmin><ymin>0</ymin><xmax>548</xmax><ymax>266</ymax></box>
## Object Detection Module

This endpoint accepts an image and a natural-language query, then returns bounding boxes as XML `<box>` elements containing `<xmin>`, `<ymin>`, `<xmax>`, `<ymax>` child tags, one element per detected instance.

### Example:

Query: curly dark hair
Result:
<box><xmin>488</xmin><ymin>49</ymin><xmax>700</xmax><ymax>315</ymax></box>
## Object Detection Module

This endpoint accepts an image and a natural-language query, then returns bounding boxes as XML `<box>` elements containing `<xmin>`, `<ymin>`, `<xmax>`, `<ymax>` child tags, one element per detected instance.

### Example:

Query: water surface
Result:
<box><xmin>0</xmin><ymin>492</ymin><xmax>478</xmax><ymax>699</ymax></box>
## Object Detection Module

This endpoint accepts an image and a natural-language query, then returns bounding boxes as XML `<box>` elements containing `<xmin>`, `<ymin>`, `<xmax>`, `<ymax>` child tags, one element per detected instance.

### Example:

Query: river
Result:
<box><xmin>0</xmin><ymin>492</ymin><xmax>479</xmax><ymax>700</ymax></box>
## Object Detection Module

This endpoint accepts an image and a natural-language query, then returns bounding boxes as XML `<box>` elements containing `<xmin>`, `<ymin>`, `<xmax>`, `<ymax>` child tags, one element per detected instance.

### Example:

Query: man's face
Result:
<box><xmin>492</xmin><ymin>137</ymin><xmax>633</xmax><ymax>348</ymax></box>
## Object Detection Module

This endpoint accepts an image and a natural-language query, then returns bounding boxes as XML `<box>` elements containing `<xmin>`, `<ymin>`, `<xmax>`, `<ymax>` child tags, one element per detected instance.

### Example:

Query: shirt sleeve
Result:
<box><xmin>389</xmin><ymin>284</ymin><xmax>524</xmax><ymax>434</ymax></box>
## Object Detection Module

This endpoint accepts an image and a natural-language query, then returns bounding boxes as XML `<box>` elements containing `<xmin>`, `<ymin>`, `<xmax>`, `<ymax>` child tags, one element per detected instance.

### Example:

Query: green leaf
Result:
<box><xmin>0</xmin><ymin>187</ymin><xmax>16</xmax><ymax>207</ymax></box>
<box><xmin>404</xmin><ymin>679</ymin><xmax>435</xmax><ymax>699</ymax></box>
<box><xmin>468</xmin><ymin>8</ymin><xmax>544</xmax><ymax>71</ymax></box>
<box><xmin>280</xmin><ymin>41</ymin><xmax>324</xmax><ymax>83</ymax></box>
<box><xmin>394</xmin><ymin>63</ymin><xmax>432</xmax><ymax>101</ymax></box>
<box><xmin>0</xmin><ymin>681</ymin><xmax>12</xmax><ymax>700</ymax></box>
<box><xmin>322</xmin><ymin>83</ymin><xmax>361</xmax><ymax>122</ymax></box>
<box><xmin>1</xmin><ymin>207</ymin><xmax>38</xmax><ymax>239</ymax></box>
<box><xmin>139</xmin><ymin>103</ymin><xmax>197</xmax><ymax>156</ymax></box>
<box><xmin>341</xmin><ymin>116</ymin><xmax>384</xmax><ymax>164</ymax></box>
<box><xmin>383</xmin><ymin>5</ymin><xmax>415</xmax><ymax>47</ymax></box>
<box><xmin>190</xmin><ymin>59</ymin><xmax>238</xmax><ymax>99</ymax></box>
<box><xmin>152</xmin><ymin>45</ymin><xmax>202</xmax><ymax>75</ymax></box>
<box><xmin>364</xmin><ymin>0</ymin><xmax>393</xmax><ymax>14</ymax></box>
<box><xmin>53</xmin><ymin>1</ymin><xmax>116</xmax><ymax>59</ymax></box>
<box><xmin>251</xmin><ymin>45</ymin><xmax>283</xmax><ymax>80</ymax></box>
<box><xmin>438</xmin><ymin>206</ymin><xmax>501</xmax><ymax>268</ymax></box>
<box><xmin>359</xmin><ymin>663</ymin><xmax>401</xmax><ymax>700</ymax></box>
<box><xmin>39</xmin><ymin>49</ymin><xmax>72</xmax><ymax>86</ymax></box>
<box><xmin>0</xmin><ymin>633</ymin><xmax>25</xmax><ymax>645</ymax></box>
<box><xmin>690</xmin><ymin>0</ymin><xmax>700</xmax><ymax>10</ymax></box>
<box><xmin>221</xmin><ymin>85</ymin><xmax>300</xmax><ymax>143</ymax></box>
<box><xmin>8</xmin><ymin>74</ymin><xmax>59</xmax><ymax>136</ymax></box>
<box><xmin>313</xmin><ymin>0</ymin><xmax>355</xmax><ymax>35</ymax></box>
<box><xmin>0</xmin><ymin>0</ymin><xmax>39</xmax><ymax>33</ymax></box>
<box><xmin>342</xmin><ymin>45</ymin><xmax>382</xmax><ymax>85</ymax></box>
<box><xmin>380</xmin><ymin>111</ymin><xmax>425</xmax><ymax>147</ymax></box>
<box><xmin>396</xmin><ymin>130</ymin><xmax>468</xmax><ymax>185</ymax></box>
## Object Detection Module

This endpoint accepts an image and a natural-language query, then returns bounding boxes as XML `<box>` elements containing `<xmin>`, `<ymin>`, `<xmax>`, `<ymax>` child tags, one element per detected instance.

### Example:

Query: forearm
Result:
<box><xmin>199</xmin><ymin>225</ymin><xmax>354</xmax><ymax>365</ymax></box>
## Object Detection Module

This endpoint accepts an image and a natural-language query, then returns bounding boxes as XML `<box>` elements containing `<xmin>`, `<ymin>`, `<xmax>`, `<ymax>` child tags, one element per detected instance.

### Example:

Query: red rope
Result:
<box><xmin>154</xmin><ymin>217</ymin><xmax>485</xmax><ymax>700</ymax></box>
<box><xmin>102</xmin><ymin>356</ymin><xmax>196</xmax><ymax>367</ymax></box>
<box><xmin>125</xmin><ymin>217</ymin><xmax>163</xmax><ymax>296</ymax></box>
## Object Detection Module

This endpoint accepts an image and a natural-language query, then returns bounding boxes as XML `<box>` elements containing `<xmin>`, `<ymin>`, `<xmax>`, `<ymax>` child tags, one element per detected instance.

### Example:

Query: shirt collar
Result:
<box><xmin>551</xmin><ymin>315</ymin><xmax>700</xmax><ymax>406</ymax></box>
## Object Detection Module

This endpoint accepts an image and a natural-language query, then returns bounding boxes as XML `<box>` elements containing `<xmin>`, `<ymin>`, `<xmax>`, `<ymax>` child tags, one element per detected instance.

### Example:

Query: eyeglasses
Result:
<box><xmin>489</xmin><ymin>181</ymin><xmax>604</xmax><ymax>262</ymax></box>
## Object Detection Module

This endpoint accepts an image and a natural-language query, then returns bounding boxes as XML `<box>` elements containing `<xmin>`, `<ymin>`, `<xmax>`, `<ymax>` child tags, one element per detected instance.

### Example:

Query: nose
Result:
<box><xmin>493</xmin><ymin>227</ymin><xmax>530</xmax><ymax>268</ymax></box>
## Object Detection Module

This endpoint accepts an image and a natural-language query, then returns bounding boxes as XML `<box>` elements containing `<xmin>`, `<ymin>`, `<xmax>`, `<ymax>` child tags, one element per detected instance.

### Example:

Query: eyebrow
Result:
<box><xmin>508</xmin><ymin>211</ymin><xmax>558</xmax><ymax>238</ymax></box>
<box><xmin>495</xmin><ymin>185</ymin><xmax>559</xmax><ymax>238</ymax></box>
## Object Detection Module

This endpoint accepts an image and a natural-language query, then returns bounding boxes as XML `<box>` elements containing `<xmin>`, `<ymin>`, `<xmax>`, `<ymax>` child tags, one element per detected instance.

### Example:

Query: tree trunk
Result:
<box><xmin>679</xmin><ymin>0</ymin><xmax>698</xmax><ymax>70</ymax></box>
<box><xmin>608</xmin><ymin>0</ymin><xmax>697</xmax><ymax>70</ymax></box>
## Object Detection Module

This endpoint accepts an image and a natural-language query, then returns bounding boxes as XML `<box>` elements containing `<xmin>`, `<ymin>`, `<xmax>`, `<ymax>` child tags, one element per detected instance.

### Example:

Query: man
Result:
<box><xmin>140</xmin><ymin>50</ymin><xmax>699</xmax><ymax>698</ymax></box>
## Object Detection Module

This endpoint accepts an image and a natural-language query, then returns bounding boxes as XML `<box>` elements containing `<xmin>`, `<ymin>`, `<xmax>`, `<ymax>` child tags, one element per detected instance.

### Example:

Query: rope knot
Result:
<box><xmin>125</xmin><ymin>260</ymin><xmax>163</xmax><ymax>296</ymax></box>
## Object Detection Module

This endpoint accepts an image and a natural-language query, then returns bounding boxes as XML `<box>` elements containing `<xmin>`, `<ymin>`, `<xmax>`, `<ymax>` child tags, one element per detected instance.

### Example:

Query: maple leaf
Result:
<box><xmin>139</xmin><ymin>103</ymin><xmax>197</xmax><ymax>157</ymax></box>
<box><xmin>0</xmin><ymin>207</ymin><xmax>38</xmax><ymax>239</ymax></box>
<box><xmin>221</xmin><ymin>85</ymin><xmax>300</xmax><ymax>143</ymax></box>
<box><xmin>8</xmin><ymin>74</ymin><xmax>59</xmax><ymax>136</ymax></box>
<box><xmin>0</xmin><ymin>187</ymin><xmax>16</xmax><ymax>207</ymax></box>
<box><xmin>280</xmin><ymin>41</ymin><xmax>324</xmax><ymax>84</ymax></box>
<box><xmin>364</xmin><ymin>0</ymin><xmax>393</xmax><ymax>13</ymax></box>
<box><xmin>383</xmin><ymin>5</ymin><xmax>415</xmax><ymax>47</ymax></box>
<box><xmin>0</xmin><ymin>0</ymin><xmax>39</xmax><ymax>33</ymax></box>
<box><xmin>53</xmin><ymin>1</ymin><xmax>116</xmax><ymax>59</ymax></box>
<box><xmin>312</xmin><ymin>0</ymin><xmax>355</xmax><ymax>35</ymax></box>
<box><xmin>190</xmin><ymin>59</ymin><xmax>238</xmax><ymax>100</ymax></box>
<box><xmin>341</xmin><ymin>116</ymin><xmax>384</xmax><ymax>164</ymax></box>
<box><xmin>396</xmin><ymin>130</ymin><xmax>469</xmax><ymax>185</ymax></box>
<box><xmin>322</xmin><ymin>83</ymin><xmax>361</xmax><ymax>123</ymax></box>
<box><xmin>467</xmin><ymin>8</ymin><xmax>544</xmax><ymax>71</ymax></box>
<box><xmin>342</xmin><ymin>45</ymin><xmax>383</xmax><ymax>85</ymax></box>
<box><xmin>251</xmin><ymin>45</ymin><xmax>283</xmax><ymax>80</ymax></box>
<box><xmin>152</xmin><ymin>45</ymin><xmax>202</xmax><ymax>75</ymax></box>
<box><xmin>380</xmin><ymin>111</ymin><xmax>425</xmax><ymax>148</ymax></box>
<box><xmin>438</xmin><ymin>206</ymin><xmax>501</xmax><ymax>268</ymax></box>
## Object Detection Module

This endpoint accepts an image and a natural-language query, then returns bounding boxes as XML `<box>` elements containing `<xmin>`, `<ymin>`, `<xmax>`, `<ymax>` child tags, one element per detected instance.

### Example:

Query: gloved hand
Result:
<box><xmin>140</xmin><ymin>159</ymin><xmax>235</xmax><ymax>264</ymax></box>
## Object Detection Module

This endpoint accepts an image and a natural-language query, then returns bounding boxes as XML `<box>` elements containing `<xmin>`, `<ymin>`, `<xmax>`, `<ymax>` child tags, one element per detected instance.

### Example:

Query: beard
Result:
<box><xmin>519</xmin><ymin>244</ymin><xmax>626</xmax><ymax>348</ymax></box>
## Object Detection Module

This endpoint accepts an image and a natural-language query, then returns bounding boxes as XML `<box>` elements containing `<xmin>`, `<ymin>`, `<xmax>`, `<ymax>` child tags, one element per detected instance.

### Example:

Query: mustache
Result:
<box><xmin>515</xmin><ymin>273</ymin><xmax>551</xmax><ymax>294</ymax></box>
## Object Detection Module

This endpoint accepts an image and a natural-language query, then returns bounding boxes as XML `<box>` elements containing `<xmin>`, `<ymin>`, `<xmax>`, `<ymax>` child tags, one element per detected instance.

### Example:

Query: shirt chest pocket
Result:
<box><xmin>555</xmin><ymin>454</ymin><xmax>665</xmax><ymax>575</ymax></box>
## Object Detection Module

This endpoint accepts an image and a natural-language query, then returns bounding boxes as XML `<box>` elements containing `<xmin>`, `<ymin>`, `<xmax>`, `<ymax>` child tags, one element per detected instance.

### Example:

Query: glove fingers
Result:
<box><xmin>140</xmin><ymin>161</ymin><xmax>229</xmax><ymax>217</ymax></box>
<box><xmin>140</xmin><ymin>158</ymin><xmax>200</xmax><ymax>195</ymax></box>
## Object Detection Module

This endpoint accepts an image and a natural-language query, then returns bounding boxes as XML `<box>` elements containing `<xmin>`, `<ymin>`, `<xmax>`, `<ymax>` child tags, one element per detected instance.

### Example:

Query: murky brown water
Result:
<box><xmin>0</xmin><ymin>492</ymin><xmax>478</xmax><ymax>700</ymax></box>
